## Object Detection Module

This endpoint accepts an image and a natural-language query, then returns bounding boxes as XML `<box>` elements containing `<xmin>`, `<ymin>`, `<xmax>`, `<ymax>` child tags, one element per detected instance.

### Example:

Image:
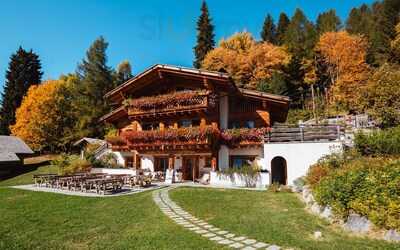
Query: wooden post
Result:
<box><xmin>160</xmin><ymin>122</ymin><xmax>165</xmax><ymax>131</ymax></box>
<box><xmin>200</xmin><ymin>117</ymin><xmax>206</xmax><ymax>128</ymax></box>
<box><xmin>173</xmin><ymin>122</ymin><xmax>178</xmax><ymax>129</ymax></box>
<box><xmin>211</xmin><ymin>156</ymin><xmax>217</xmax><ymax>171</ymax></box>
<box><xmin>168</xmin><ymin>156</ymin><xmax>174</xmax><ymax>170</ymax></box>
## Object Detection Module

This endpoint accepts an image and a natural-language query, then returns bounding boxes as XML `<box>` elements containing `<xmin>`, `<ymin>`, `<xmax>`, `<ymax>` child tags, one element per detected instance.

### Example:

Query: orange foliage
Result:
<box><xmin>316</xmin><ymin>31</ymin><xmax>370</xmax><ymax>108</ymax></box>
<box><xmin>10</xmin><ymin>80</ymin><xmax>66</xmax><ymax>151</ymax></box>
<box><xmin>202</xmin><ymin>32</ymin><xmax>290</xmax><ymax>89</ymax></box>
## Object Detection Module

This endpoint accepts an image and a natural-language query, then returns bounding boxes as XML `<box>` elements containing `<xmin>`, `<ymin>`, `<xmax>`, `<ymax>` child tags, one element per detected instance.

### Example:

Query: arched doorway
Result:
<box><xmin>271</xmin><ymin>156</ymin><xmax>287</xmax><ymax>185</ymax></box>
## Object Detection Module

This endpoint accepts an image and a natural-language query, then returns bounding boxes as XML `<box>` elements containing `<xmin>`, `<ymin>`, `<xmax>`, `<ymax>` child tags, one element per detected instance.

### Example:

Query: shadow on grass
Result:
<box><xmin>0</xmin><ymin>160</ymin><xmax>51</xmax><ymax>181</ymax></box>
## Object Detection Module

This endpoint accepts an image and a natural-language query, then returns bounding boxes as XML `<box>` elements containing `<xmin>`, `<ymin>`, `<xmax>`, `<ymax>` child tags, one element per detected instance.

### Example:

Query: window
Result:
<box><xmin>229</xmin><ymin>121</ymin><xmax>241</xmax><ymax>129</ymax></box>
<box><xmin>142</xmin><ymin>122</ymin><xmax>159</xmax><ymax>131</ymax></box>
<box><xmin>180</xmin><ymin>119</ymin><xmax>192</xmax><ymax>127</ymax></box>
<box><xmin>245</xmin><ymin>120</ymin><xmax>255</xmax><ymax>129</ymax></box>
<box><xmin>154</xmin><ymin>157</ymin><xmax>169</xmax><ymax>172</ymax></box>
<box><xmin>230</xmin><ymin>156</ymin><xmax>256</xmax><ymax>168</ymax></box>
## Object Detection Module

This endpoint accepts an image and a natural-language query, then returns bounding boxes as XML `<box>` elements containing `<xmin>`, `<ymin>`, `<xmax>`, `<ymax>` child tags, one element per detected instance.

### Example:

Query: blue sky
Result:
<box><xmin>0</xmin><ymin>0</ymin><xmax>375</xmax><ymax>92</ymax></box>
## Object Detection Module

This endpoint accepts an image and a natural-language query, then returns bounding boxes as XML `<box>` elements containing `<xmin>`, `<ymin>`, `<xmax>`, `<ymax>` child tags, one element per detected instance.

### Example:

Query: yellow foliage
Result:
<box><xmin>202</xmin><ymin>31</ymin><xmax>290</xmax><ymax>89</ymax></box>
<box><xmin>316</xmin><ymin>31</ymin><xmax>370</xmax><ymax>108</ymax></box>
<box><xmin>10</xmin><ymin>80</ymin><xmax>67</xmax><ymax>151</ymax></box>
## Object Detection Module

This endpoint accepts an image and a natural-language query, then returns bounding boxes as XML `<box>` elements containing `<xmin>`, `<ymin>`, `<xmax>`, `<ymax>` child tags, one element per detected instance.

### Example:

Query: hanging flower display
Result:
<box><xmin>221</xmin><ymin>128</ymin><xmax>268</xmax><ymax>146</ymax></box>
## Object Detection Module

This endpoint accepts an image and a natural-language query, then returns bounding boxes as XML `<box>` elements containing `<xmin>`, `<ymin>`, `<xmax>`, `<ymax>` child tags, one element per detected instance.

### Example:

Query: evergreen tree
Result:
<box><xmin>261</xmin><ymin>14</ymin><xmax>276</xmax><ymax>43</ymax></box>
<box><xmin>283</xmin><ymin>8</ymin><xmax>317</xmax><ymax>58</ymax></box>
<box><xmin>316</xmin><ymin>9</ymin><xmax>342</xmax><ymax>35</ymax></box>
<box><xmin>115</xmin><ymin>60</ymin><xmax>133</xmax><ymax>86</ymax></box>
<box><xmin>346</xmin><ymin>4</ymin><xmax>372</xmax><ymax>35</ymax></box>
<box><xmin>276</xmin><ymin>13</ymin><xmax>290</xmax><ymax>45</ymax></box>
<box><xmin>76</xmin><ymin>36</ymin><xmax>114</xmax><ymax>138</ymax></box>
<box><xmin>0</xmin><ymin>47</ymin><xmax>42</xmax><ymax>135</ymax></box>
<box><xmin>193</xmin><ymin>1</ymin><xmax>215</xmax><ymax>68</ymax></box>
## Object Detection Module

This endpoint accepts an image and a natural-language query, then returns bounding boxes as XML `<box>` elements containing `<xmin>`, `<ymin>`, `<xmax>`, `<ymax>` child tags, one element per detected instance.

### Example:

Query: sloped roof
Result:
<box><xmin>0</xmin><ymin>136</ymin><xmax>34</xmax><ymax>154</ymax></box>
<box><xmin>0</xmin><ymin>136</ymin><xmax>34</xmax><ymax>162</ymax></box>
<box><xmin>73</xmin><ymin>137</ymin><xmax>106</xmax><ymax>147</ymax></box>
<box><xmin>0</xmin><ymin>152</ymin><xmax>20</xmax><ymax>162</ymax></box>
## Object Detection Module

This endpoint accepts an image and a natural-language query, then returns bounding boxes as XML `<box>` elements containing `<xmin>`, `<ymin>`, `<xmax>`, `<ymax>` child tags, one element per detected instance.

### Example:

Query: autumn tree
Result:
<box><xmin>359</xmin><ymin>64</ymin><xmax>400</xmax><ymax>128</ymax></box>
<box><xmin>276</xmin><ymin>13</ymin><xmax>290</xmax><ymax>45</ymax></box>
<box><xmin>0</xmin><ymin>47</ymin><xmax>42</xmax><ymax>135</ymax></box>
<box><xmin>316</xmin><ymin>31</ymin><xmax>370</xmax><ymax>109</ymax></box>
<box><xmin>11</xmin><ymin>80</ymin><xmax>76</xmax><ymax>152</ymax></box>
<box><xmin>202</xmin><ymin>32</ymin><xmax>290</xmax><ymax>89</ymax></box>
<box><xmin>261</xmin><ymin>14</ymin><xmax>276</xmax><ymax>43</ymax></box>
<box><xmin>193</xmin><ymin>0</ymin><xmax>215</xmax><ymax>68</ymax></box>
<box><xmin>115</xmin><ymin>60</ymin><xmax>133</xmax><ymax>85</ymax></box>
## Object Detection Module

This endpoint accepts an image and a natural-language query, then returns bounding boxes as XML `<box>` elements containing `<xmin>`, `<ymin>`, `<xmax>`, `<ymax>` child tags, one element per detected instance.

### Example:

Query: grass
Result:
<box><xmin>170</xmin><ymin>187</ymin><xmax>399</xmax><ymax>250</ymax></box>
<box><xmin>0</xmin><ymin>188</ymin><xmax>222</xmax><ymax>250</ymax></box>
<box><xmin>0</xmin><ymin>164</ymin><xmax>58</xmax><ymax>187</ymax></box>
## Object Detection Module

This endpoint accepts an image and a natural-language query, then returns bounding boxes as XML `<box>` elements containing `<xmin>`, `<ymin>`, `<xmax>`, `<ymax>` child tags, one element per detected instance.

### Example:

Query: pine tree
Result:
<box><xmin>261</xmin><ymin>14</ymin><xmax>276</xmax><ymax>43</ymax></box>
<box><xmin>283</xmin><ymin>8</ymin><xmax>317</xmax><ymax>58</ymax></box>
<box><xmin>115</xmin><ymin>60</ymin><xmax>133</xmax><ymax>86</ymax></box>
<box><xmin>316</xmin><ymin>9</ymin><xmax>341</xmax><ymax>35</ymax></box>
<box><xmin>276</xmin><ymin>13</ymin><xmax>290</xmax><ymax>45</ymax></box>
<box><xmin>193</xmin><ymin>1</ymin><xmax>215</xmax><ymax>68</ymax></box>
<box><xmin>0</xmin><ymin>47</ymin><xmax>42</xmax><ymax>135</ymax></box>
<box><xmin>346</xmin><ymin>5</ymin><xmax>372</xmax><ymax>35</ymax></box>
<box><xmin>76</xmin><ymin>36</ymin><xmax>114</xmax><ymax>138</ymax></box>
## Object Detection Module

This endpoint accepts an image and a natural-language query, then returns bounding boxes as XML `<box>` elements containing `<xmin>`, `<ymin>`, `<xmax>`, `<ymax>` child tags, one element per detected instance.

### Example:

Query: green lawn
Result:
<box><xmin>170</xmin><ymin>187</ymin><xmax>399</xmax><ymax>250</ymax></box>
<box><xmin>0</xmin><ymin>187</ymin><xmax>222</xmax><ymax>250</ymax></box>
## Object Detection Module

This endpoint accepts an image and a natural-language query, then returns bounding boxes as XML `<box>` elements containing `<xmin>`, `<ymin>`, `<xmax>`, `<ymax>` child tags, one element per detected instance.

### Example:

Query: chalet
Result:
<box><xmin>0</xmin><ymin>136</ymin><xmax>34</xmax><ymax>177</ymax></box>
<box><xmin>100</xmin><ymin>64</ymin><xmax>291</xmax><ymax>183</ymax></box>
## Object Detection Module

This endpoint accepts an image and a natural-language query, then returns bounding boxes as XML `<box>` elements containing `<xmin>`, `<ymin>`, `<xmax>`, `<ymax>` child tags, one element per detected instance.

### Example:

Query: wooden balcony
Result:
<box><xmin>221</xmin><ymin>128</ymin><xmax>267</xmax><ymax>148</ymax></box>
<box><xmin>109</xmin><ymin>126</ymin><xmax>220</xmax><ymax>152</ymax></box>
<box><xmin>124</xmin><ymin>90</ymin><xmax>217</xmax><ymax>118</ymax></box>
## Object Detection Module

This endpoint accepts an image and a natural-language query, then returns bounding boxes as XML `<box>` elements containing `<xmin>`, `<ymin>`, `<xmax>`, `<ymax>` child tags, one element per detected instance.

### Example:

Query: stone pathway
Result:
<box><xmin>153</xmin><ymin>187</ymin><xmax>283</xmax><ymax>250</ymax></box>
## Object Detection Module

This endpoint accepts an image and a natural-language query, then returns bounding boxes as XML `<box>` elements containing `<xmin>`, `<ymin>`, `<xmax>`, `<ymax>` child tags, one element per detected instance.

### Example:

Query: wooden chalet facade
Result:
<box><xmin>101</xmin><ymin>64</ymin><xmax>289</xmax><ymax>181</ymax></box>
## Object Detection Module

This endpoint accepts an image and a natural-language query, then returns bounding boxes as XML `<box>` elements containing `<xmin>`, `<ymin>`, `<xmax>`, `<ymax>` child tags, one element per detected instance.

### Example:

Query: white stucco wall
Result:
<box><xmin>219</xmin><ymin>94</ymin><xmax>229</xmax><ymax>129</ymax></box>
<box><xmin>91</xmin><ymin>168</ymin><xmax>136</xmax><ymax>175</ymax></box>
<box><xmin>210</xmin><ymin>171</ymin><xmax>269</xmax><ymax>188</ymax></box>
<box><xmin>218</xmin><ymin>145</ymin><xmax>230</xmax><ymax>170</ymax></box>
<box><xmin>264</xmin><ymin>142</ymin><xmax>343</xmax><ymax>185</ymax></box>
<box><xmin>174</xmin><ymin>156</ymin><xmax>182</xmax><ymax>170</ymax></box>
<box><xmin>141</xmin><ymin>155</ymin><xmax>155</xmax><ymax>172</ymax></box>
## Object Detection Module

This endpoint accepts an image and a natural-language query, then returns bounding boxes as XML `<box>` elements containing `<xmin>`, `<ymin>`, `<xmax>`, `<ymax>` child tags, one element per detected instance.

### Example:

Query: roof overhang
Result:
<box><xmin>104</xmin><ymin>64</ymin><xmax>235</xmax><ymax>103</ymax></box>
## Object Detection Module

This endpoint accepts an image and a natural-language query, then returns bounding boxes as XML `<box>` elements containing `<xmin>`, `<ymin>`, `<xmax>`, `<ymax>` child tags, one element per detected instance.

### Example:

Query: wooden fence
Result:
<box><xmin>265</xmin><ymin>125</ymin><xmax>344</xmax><ymax>143</ymax></box>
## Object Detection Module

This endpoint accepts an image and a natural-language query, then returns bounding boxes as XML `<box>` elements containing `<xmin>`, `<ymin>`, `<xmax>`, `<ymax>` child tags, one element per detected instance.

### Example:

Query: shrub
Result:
<box><xmin>354</xmin><ymin>126</ymin><xmax>400</xmax><ymax>156</ymax></box>
<box><xmin>312</xmin><ymin>157</ymin><xmax>400</xmax><ymax>230</ymax></box>
<box><xmin>52</xmin><ymin>154</ymin><xmax>92</xmax><ymax>175</ymax></box>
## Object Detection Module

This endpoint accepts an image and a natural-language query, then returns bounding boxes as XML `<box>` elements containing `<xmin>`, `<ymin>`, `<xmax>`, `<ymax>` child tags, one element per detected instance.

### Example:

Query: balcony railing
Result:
<box><xmin>221</xmin><ymin>128</ymin><xmax>267</xmax><ymax>147</ymax></box>
<box><xmin>106</xmin><ymin>127</ymin><xmax>269</xmax><ymax>151</ymax></box>
<box><xmin>124</xmin><ymin>90</ymin><xmax>217</xmax><ymax>117</ymax></box>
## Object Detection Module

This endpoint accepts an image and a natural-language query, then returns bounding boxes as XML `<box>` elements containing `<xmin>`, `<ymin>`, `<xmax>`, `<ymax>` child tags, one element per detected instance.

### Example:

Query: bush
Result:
<box><xmin>312</xmin><ymin>157</ymin><xmax>400</xmax><ymax>230</ymax></box>
<box><xmin>306</xmin><ymin>150</ymin><xmax>359</xmax><ymax>187</ymax></box>
<box><xmin>354</xmin><ymin>127</ymin><xmax>400</xmax><ymax>156</ymax></box>
<box><xmin>52</xmin><ymin>154</ymin><xmax>92</xmax><ymax>175</ymax></box>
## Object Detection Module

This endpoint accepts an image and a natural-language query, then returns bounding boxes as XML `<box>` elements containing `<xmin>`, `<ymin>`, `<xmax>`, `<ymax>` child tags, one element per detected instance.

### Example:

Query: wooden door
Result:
<box><xmin>182</xmin><ymin>156</ymin><xmax>199</xmax><ymax>181</ymax></box>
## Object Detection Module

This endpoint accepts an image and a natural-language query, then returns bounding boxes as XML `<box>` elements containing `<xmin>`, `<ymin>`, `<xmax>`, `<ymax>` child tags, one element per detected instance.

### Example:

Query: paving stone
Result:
<box><xmin>183</xmin><ymin>224</ymin><xmax>195</xmax><ymax>228</ymax></box>
<box><xmin>210</xmin><ymin>236</ymin><xmax>224</xmax><ymax>241</ymax></box>
<box><xmin>266</xmin><ymin>245</ymin><xmax>280</xmax><ymax>250</ymax></box>
<box><xmin>194</xmin><ymin>229</ymin><xmax>208</xmax><ymax>234</ymax></box>
<box><xmin>198</xmin><ymin>222</ymin><xmax>208</xmax><ymax>226</ymax></box>
<box><xmin>218</xmin><ymin>239</ymin><xmax>234</xmax><ymax>245</ymax></box>
<box><xmin>209</xmin><ymin>227</ymin><xmax>220</xmax><ymax>232</ymax></box>
<box><xmin>203</xmin><ymin>225</ymin><xmax>213</xmax><ymax>229</ymax></box>
<box><xmin>216</xmin><ymin>230</ymin><xmax>228</xmax><ymax>235</ymax></box>
<box><xmin>233</xmin><ymin>236</ymin><xmax>247</xmax><ymax>241</ymax></box>
<box><xmin>243</xmin><ymin>239</ymin><xmax>257</xmax><ymax>245</ymax></box>
<box><xmin>253</xmin><ymin>242</ymin><xmax>268</xmax><ymax>248</ymax></box>
<box><xmin>202</xmin><ymin>233</ymin><xmax>216</xmax><ymax>238</ymax></box>
<box><xmin>229</xmin><ymin>242</ymin><xmax>245</xmax><ymax>249</ymax></box>
<box><xmin>188</xmin><ymin>227</ymin><xmax>201</xmax><ymax>231</ymax></box>
<box><xmin>241</xmin><ymin>246</ymin><xmax>256</xmax><ymax>250</ymax></box>
<box><xmin>225</xmin><ymin>233</ymin><xmax>235</xmax><ymax>238</ymax></box>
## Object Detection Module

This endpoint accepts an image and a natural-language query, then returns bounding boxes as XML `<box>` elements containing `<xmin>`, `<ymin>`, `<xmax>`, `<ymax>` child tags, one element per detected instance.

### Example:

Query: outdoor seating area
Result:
<box><xmin>33</xmin><ymin>173</ymin><xmax>154</xmax><ymax>195</ymax></box>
